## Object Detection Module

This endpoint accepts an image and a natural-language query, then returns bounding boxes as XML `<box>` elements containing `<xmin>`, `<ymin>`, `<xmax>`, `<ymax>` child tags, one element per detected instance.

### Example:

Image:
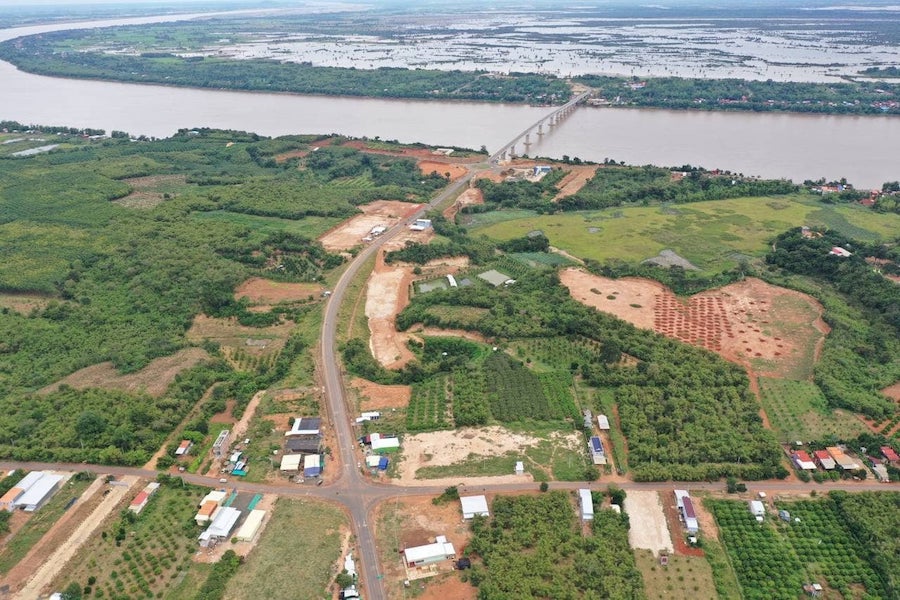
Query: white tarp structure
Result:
<box><xmin>460</xmin><ymin>495</ymin><xmax>490</xmax><ymax>519</ymax></box>
<box><xmin>578</xmin><ymin>489</ymin><xmax>594</xmax><ymax>521</ymax></box>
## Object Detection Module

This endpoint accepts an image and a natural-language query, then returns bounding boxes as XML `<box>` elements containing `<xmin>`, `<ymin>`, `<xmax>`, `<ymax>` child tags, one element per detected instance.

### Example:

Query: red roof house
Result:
<box><xmin>881</xmin><ymin>446</ymin><xmax>900</xmax><ymax>463</ymax></box>
<box><xmin>813</xmin><ymin>450</ymin><xmax>836</xmax><ymax>470</ymax></box>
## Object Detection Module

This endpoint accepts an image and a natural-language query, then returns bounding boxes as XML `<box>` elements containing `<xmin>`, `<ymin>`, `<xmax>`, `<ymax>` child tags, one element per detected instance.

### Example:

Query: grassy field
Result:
<box><xmin>758</xmin><ymin>378</ymin><xmax>868</xmax><ymax>443</ymax></box>
<box><xmin>700</xmin><ymin>531</ymin><xmax>744</xmax><ymax>600</ymax></box>
<box><xmin>0</xmin><ymin>474</ymin><xmax>94</xmax><ymax>574</ymax></box>
<box><xmin>634</xmin><ymin>550</ymin><xmax>718</xmax><ymax>600</ymax></box>
<box><xmin>337</xmin><ymin>253</ymin><xmax>375</xmax><ymax>343</ymax></box>
<box><xmin>191</xmin><ymin>210</ymin><xmax>342</xmax><ymax>242</ymax></box>
<box><xmin>53</xmin><ymin>480</ymin><xmax>208</xmax><ymax>600</ymax></box>
<box><xmin>471</xmin><ymin>196</ymin><xmax>900</xmax><ymax>273</ymax></box>
<box><xmin>223</xmin><ymin>498</ymin><xmax>346</xmax><ymax>600</ymax></box>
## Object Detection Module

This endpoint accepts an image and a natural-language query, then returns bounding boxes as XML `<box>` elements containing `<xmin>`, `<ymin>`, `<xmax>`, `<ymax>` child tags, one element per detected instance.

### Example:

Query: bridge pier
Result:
<box><xmin>537</xmin><ymin>122</ymin><xmax>544</xmax><ymax>136</ymax></box>
<box><xmin>524</xmin><ymin>133</ymin><xmax>531</xmax><ymax>146</ymax></box>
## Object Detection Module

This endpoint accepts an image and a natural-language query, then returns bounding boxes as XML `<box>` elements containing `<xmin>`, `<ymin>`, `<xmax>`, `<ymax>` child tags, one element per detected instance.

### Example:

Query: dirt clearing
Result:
<box><xmin>443</xmin><ymin>186</ymin><xmax>484</xmax><ymax>220</ymax></box>
<box><xmin>318</xmin><ymin>200</ymin><xmax>423</xmax><ymax>252</ymax></box>
<box><xmin>552</xmin><ymin>165</ymin><xmax>598</xmax><ymax>201</ymax></box>
<box><xmin>561</xmin><ymin>269</ymin><xmax>827</xmax><ymax>379</ymax></box>
<box><xmin>0</xmin><ymin>292</ymin><xmax>52</xmax><ymax>315</ymax></box>
<box><xmin>351</xmin><ymin>378</ymin><xmax>411</xmax><ymax>410</ymax></box>
<box><xmin>39</xmin><ymin>347</ymin><xmax>209</xmax><ymax>398</ymax></box>
<box><xmin>115</xmin><ymin>174</ymin><xmax>186</xmax><ymax>209</ymax></box>
<box><xmin>624</xmin><ymin>490</ymin><xmax>673</xmax><ymax>555</ymax></box>
<box><xmin>235</xmin><ymin>277</ymin><xmax>323</xmax><ymax>304</ymax></box>
<box><xmin>419</xmin><ymin>161</ymin><xmax>467</xmax><ymax>181</ymax></box>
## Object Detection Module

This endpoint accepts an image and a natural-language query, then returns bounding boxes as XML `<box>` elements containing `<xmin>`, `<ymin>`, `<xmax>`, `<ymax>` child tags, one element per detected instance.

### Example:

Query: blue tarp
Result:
<box><xmin>304</xmin><ymin>467</ymin><xmax>321</xmax><ymax>477</ymax></box>
<box><xmin>590</xmin><ymin>436</ymin><xmax>604</xmax><ymax>454</ymax></box>
<box><xmin>378</xmin><ymin>457</ymin><xmax>389</xmax><ymax>471</ymax></box>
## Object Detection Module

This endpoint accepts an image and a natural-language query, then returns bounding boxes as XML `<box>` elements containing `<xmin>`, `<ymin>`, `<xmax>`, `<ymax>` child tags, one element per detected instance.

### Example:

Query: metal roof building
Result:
<box><xmin>460</xmin><ymin>495</ymin><xmax>490</xmax><ymax>519</ymax></box>
<box><xmin>597</xmin><ymin>415</ymin><xmax>610</xmax><ymax>430</ymax></box>
<box><xmin>578</xmin><ymin>489</ymin><xmax>594</xmax><ymax>521</ymax></box>
<box><xmin>826</xmin><ymin>446</ymin><xmax>860</xmax><ymax>470</ymax></box>
<box><xmin>403</xmin><ymin>536</ymin><xmax>456</xmax><ymax>567</ymax></box>
<box><xmin>235</xmin><ymin>509</ymin><xmax>265</xmax><ymax>542</ymax></box>
<box><xmin>286</xmin><ymin>417</ymin><xmax>321</xmax><ymax>437</ymax></box>
<box><xmin>129</xmin><ymin>482</ymin><xmax>160</xmax><ymax>515</ymax></box>
<box><xmin>477</xmin><ymin>269</ymin><xmax>513</xmax><ymax>287</ymax></box>
<box><xmin>285</xmin><ymin>437</ymin><xmax>320</xmax><ymax>453</ymax></box>
<box><xmin>15</xmin><ymin>473</ymin><xmax>63</xmax><ymax>512</ymax></box>
<box><xmin>371</xmin><ymin>433</ymin><xmax>400</xmax><ymax>452</ymax></box>
<box><xmin>813</xmin><ymin>450</ymin><xmax>836</xmax><ymax>470</ymax></box>
<box><xmin>0</xmin><ymin>471</ymin><xmax>45</xmax><ymax>511</ymax></box>
<box><xmin>589</xmin><ymin>436</ymin><xmax>607</xmax><ymax>465</ymax></box>
<box><xmin>791</xmin><ymin>451</ymin><xmax>817</xmax><ymax>471</ymax></box>
<box><xmin>674</xmin><ymin>490</ymin><xmax>699</xmax><ymax>534</ymax></box>
<box><xmin>199</xmin><ymin>506</ymin><xmax>241</xmax><ymax>547</ymax></box>
<box><xmin>280</xmin><ymin>454</ymin><xmax>303</xmax><ymax>471</ymax></box>
<box><xmin>303</xmin><ymin>454</ymin><xmax>322</xmax><ymax>477</ymax></box>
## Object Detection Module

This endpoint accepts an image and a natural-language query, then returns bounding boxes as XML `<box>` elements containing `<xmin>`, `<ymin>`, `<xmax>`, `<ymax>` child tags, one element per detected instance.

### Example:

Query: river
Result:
<box><xmin>1</xmin><ymin>12</ymin><xmax>899</xmax><ymax>188</ymax></box>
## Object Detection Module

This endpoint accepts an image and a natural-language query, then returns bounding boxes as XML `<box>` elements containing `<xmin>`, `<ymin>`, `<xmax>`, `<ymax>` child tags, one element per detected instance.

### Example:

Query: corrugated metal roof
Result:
<box><xmin>15</xmin><ymin>473</ymin><xmax>62</xmax><ymax>509</ymax></box>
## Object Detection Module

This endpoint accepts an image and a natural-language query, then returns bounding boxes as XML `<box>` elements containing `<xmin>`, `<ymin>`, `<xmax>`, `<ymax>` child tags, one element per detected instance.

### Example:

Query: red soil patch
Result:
<box><xmin>209</xmin><ymin>398</ymin><xmax>237</xmax><ymax>424</ymax></box>
<box><xmin>273</xmin><ymin>149</ymin><xmax>308</xmax><ymax>163</ymax></box>
<box><xmin>661</xmin><ymin>493</ymin><xmax>705</xmax><ymax>557</ymax></box>
<box><xmin>235</xmin><ymin>277</ymin><xmax>323</xmax><ymax>304</ymax></box>
<box><xmin>443</xmin><ymin>187</ymin><xmax>484</xmax><ymax>220</ymax></box>
<box><xmin>318</xmin><ymin>200</ymin><xmax>423</xmax><ymax>252</ymax></box>
<box><xmin>39</xmin><ymin>347</ymin><xmax>209</xmax><ymax>398</ymax></box>
<box><xmin>552</xmin><ymin>165</ymin><xmax>598</xmax><ymax>201</ymax></box>
<box><xmin>883</xmin><ymin>382</ymin><xmax>900</xmax><ymax>401</ymax></box>
<box><xmin>419</xmin><ymin>160</ymin><xmax>467</xmax><ymax>181</ymax></box>
<box><xmin>351</xmin><ymin>377</ymin><xmax>412</xmax><ymax>410</ymax></box>
<box><xmin>417</xmin><ymin>576</ymin><xmax>477</xmax><ymax>600</ymax></box>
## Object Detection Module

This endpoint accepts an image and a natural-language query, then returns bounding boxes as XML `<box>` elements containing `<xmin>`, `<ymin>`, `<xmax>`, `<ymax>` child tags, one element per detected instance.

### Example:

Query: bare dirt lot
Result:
<box><xmin>552</xmin><ymin>165</ymin><xmax>598</xmax><ymax>201</ymax></box>
<box><xmin>350</xmin><ymin>378</ymin><xmax>411</xmax><ymax>410</ymax></box>
<box><xmin>376</xmin><ymin>495</ymin><xmax>475</xmax><ymax>600</ymax></box>
<box><xmin>115</xmin><ymin>174</ymin><xmax>186</xmax><ymax>209</ymax></box>
<box><xmin>318</xmin><ymin>200</ymin><xmax>423</xmax><ymax>252</ymax></box>
<box><xmin>561</xmin><ymin>270</ymin><xmax>827</xmax><ymax>379</ymax></box>
<box><xmin>397</xmin><ymin>426</ymin><xmax>551</xmax><ymax>485</ymax></box>
<box><xmin>883</xmin><ymin>382</ymin><xmax>900</xmax><ymax>401</ymax></box>
<box><xmin>419</xmin><ymin>160</ymin><xmax>467</xmax><ymax>181</ymax></box>
<box><xmin>443</xmin><ymin>187</ymin><xmax>484</xmax><ymax>220</ymax></box>
<box><xmin>235</xmin><ymin>277</ymin><xmax>323</xmax><ymax>305</ymax></box>
<box><xmin>39</xmin><ymin>347</ymin><xmax>209</xmax><ymax>398</ymax></box>
<box><xmin>623</xmin><ymin>490</ymin><xmax>673</xmax><ymax>555</ymax></box>
<box><xmin>0</xmin><ymin>292</ymin><xmax>52</xmax><ymax>315</ymax></box>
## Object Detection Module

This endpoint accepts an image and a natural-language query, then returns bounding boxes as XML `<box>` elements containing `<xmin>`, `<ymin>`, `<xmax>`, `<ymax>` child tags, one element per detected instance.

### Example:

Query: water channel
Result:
<box><xmin>1</xmin><ymin>13</ymin><xmax>899</xmax><ymax>188</ymax></box>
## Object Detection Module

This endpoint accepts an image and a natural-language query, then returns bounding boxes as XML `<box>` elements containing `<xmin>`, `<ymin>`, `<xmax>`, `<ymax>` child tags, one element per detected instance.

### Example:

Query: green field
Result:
<box><xmin>634</xmin><ymin>550</ymin><xmax>718</xmax><ymax>600</ymax></box>
<box><xmin>191</xmin><ymin>210</ymin><xmax>343</xmax><ymax>241</ymax></box>
<box><xmin>758</xmin><ymin>378</ymin><xmax>868</xmax><ymax>443</ymax></box>
<box><xmin>224</xmin><ymin>498</ymin><xmax>346</xmax><ymax>600</ymax></box>
<box><xmin>471</xmin><ymin>196</ymin><xmax>900</xmax><ymax>273</ymax></box>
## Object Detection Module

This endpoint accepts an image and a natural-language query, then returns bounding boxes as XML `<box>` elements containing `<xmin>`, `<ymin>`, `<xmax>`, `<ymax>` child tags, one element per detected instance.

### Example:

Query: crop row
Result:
<box><xmin>450</xmin><ymin>368</ymin><xmax>490</xmax><ymax>426</ymax></box>
<box><xmin>518</xmin><ymin>336</ymin><xmax>599</xmax><ymax>370</ymax></box>
<box><xmin>537</xmin><ymin>371</ymin><xmax>580</xmax><ymax>420</ymax></box>
<box><xmin>407</xmin><ymin>376</ymin><xmax>451</xmax><ymax>431</ymax></box>
<box><xmin>484</xmin><ymin>353</ymin><xmax>559</xmax><ymax>422</ymax></box>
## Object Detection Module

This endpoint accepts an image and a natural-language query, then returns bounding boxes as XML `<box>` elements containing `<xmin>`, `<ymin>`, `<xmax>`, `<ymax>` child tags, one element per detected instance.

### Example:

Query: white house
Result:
<box><xmin>674</xmin><ymin>490</ymin><xmax>699</xmax><ymax>534</ymax></box>
<box><xmin>15</xmin><ymin>473</ymin><xmax>63</xmax><ymax>512</ymax></box>
<box><xmin>199</xmin><ymin>506</ymin><xmax>241</xmax><ymax>547</ymax></box>
<box><xmin>749</xmin><ymin>500</ymin><xmax>766</xmax><ymax>522</ymax></box>
<box><xmin>460</xmin><ymin>495</ymin><xmax>490</xmax><ymax>519</ymax></box>
<box><xmin>403</xmin><ymin>536</ymin><xmax>456</xmax><ymax>567</ymax></box>
<box><xmin>578</xmin><ymin>489</ymin><xmax>594</xmax><ymax>521</ymax></box>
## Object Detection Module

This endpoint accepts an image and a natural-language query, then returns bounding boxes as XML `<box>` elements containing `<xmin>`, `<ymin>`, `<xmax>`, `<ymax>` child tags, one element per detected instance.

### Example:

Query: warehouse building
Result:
<box><xmin>578</xmin><ymin>489</ymin><xmax>594</xmax><ymax>521</ymax></box>
<box><xmin>460</xmin><ymin>495</ymin><xmax>490</xmax><ymax>520</ymax></box>
<box><xmin>14</xmin><ymin>473</ymin><xmax>63</xmax><ymax>512</ymax></box>
<box><xmin>129</xmin><ymin>482</ymin><xmax>161</xmax><ymax>515</ymax></box>
<box><xmin>403</xmin><ymin>536</ymin><xmax>456</xmax><ymax>568</ymax></box>
<box><xmin>674</xmin><ymin>490</ymin><xmax>699</xmax><ymax>534</ymax></box>
<box><xmin>199</xmin><ymin>506</ymin><xmax>241</xmax><ymax>547</ymax></box>
<box><xmin>235</xmin><ymin>509</ymin><xmax>265</xmax><ymax>542</ymax></box>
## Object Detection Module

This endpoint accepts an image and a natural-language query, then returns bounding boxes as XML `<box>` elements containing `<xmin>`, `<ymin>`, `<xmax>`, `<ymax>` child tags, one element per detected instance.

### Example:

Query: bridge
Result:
<box><xmin>491</xmin><ymin>90</ymin><xmax>591</xmax><ymax>162</ymax></box>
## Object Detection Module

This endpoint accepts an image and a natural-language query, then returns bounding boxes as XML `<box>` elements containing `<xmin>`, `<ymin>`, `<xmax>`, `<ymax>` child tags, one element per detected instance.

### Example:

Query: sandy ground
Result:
<box><xmin>0</xmin><ymin>292</ymin><xmax>51</xmax><ymax>315</ymax></box>
<box><xmin>624</xmin><ymin>490</ymin><xmax>673</xmax><ymax>555</ymax></box>
<box><xmin>552</xmin><ymin>165</ymin><xmax>598</xmax><ymax>201</ymax></box>
<box><xmin>413</xmin><ymin>328</ymin><xmax>489</xmax><ymax>344</ymax></box>
<box><xmin>39</xmin><ymin>347</ymin><xmax>209</xmax><ymax>398</ymax></box>
<box><xmin>235</xmin><ymin>277</ymin><xmax>323</xmax><ymax>304</ymax></box>
<box><xmin>443</xmin><ymin>186</ymin><xmax>484</xmax><ymax>220</ymax></box>
<box><xmin>376</xmin><ymin>495</ymin><xmax>475</xmax><ymax>600</ymax></box>
<box><xmin>351</xmin><ymin>378</ymin><xmax>411</xmax><ymax>410</ymax></box>
<box><xmin>419</xmin><ymin>161</ymin><xmax>467</xmax><ymax>181</ymax></box>
<box><xmin>318</xmin><ymin>200</ymin><xmax>423</xmax><ymax>252</ymax></box>
<box><xmin>188</xmin><ymin>314</ymin><xmax>295</xmax><ymax>353</ymax></box>
<box><xmin>397</xmin><ymin>426</ymin><xmax>558</xmax><ymax>486</ymax></box>
<box><xmin>561</xmin><ymin>270</ymin><xmax>828</xmax><ymax>379</ymax></box>
<box><xmin>16</xmin><ymin>475</ymin><xmax>139</xmax><ymax>598</ymax></box>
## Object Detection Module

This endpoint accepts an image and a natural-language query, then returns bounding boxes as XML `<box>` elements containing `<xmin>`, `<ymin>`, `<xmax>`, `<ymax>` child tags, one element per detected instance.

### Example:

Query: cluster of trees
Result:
<box><xmin>396</xmin><ymin>267</ymin><xmax>782</xmax><ymax>479</ymax></box>
<box><xmin>576</xmin><ymin>75</ymin><xmax>900</xmax><ymax>115</ymax></box>
<box><xmin>766</xmin><ymin>229</ymin><xmax>900</xmax><ymax>417</ymax></box>
<box><xmin>0</xmin><ymin>31</ymin><xmax>571</xmax><ymax>105</ymax></box>
<box><xmin>830</xmin><ymin>491</ymin><xmax>900</xmax><ymax>596</ymax></box>
<box><xmin>466</xmin><ymin>492</ymin><xmax>644</xmax><ymax>599</ymax></box>
<box><xmin>196</xmin><ymin>550</ymin><xmax>243</xmax><ymax>600</ymax></box>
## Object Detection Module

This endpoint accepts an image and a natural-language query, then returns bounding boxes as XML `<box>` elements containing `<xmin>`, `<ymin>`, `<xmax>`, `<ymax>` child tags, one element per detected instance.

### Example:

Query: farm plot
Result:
<box><xmin>407</xmin><ymin>375</ymin><xmax>452</xmax><ymax>432</ymax></box>
<box><xmin>634</xmin><ymin>550</ymin><xmax>717</xmax><ymax>600</ymax></box>
<box><xmin>52</xmin><ymin>479</ymin><xmax>209</xmax><ymax>600</ymax></box>
<box><xmin>708</xmin><ymin>498</ymin><xmax>888</xmax><ymax>600</ymax></box>
<box><xmin>511</xmin><ymin>335</ymin><xmax>600</xmax><ymax>371</ymax></box>
<box><xmin>224</xmin><ymin>498</ymin><xmax>347</xmax><ymax>600</ymax></box>
<box><xmin>483</xmin><ymin>352</ymin><xmax>572</xmax><ymax>422</ymax></box>
<box><xmin>758</xmin><ymin>378</ymin><xmax>867</xmax><ymax>443</ymax></box>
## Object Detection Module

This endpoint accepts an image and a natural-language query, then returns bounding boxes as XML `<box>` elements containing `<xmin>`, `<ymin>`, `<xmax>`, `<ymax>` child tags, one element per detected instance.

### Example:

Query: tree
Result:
<box><xmin>336</xmin><ymin>571</ymin><xmax>354</xmax><ymax>588</ymax></box>
<box><xmin>61</xmin><ymin>582</ymin><xmax>82</xmax><ymax>600</ymax></box>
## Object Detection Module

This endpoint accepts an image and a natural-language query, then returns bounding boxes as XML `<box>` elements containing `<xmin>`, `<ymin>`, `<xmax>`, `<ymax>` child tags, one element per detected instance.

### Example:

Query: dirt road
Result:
<box><xmin>15</xmin><ymin>476</ymin><xmax>138</xmax><ymax>598</ymax></box>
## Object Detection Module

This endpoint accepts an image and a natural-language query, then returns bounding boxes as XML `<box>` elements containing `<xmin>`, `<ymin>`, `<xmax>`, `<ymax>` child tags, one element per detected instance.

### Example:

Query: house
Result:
<box><xmin>813</xmin><ymin>450</ymin><xmax>836</xmax><ymax>470</ymax></box>
<box><xmin>303</xmin><ymin>454</ymin><xmax>322</xmax><ymax>477</ymax></box>
<box><xmin>355</xmin><ymin>411</ymin><xmax>381</xmax><ymax>424</ymax></box>
<box><xmin>280</xmin><ymin>454</ymin><xmax>303</xmax><ymax>472</ymax></box>
<box><xmin>881</xmin><ymin>446</ymin><xmax>900</xmax><ymax>463</ymax></box>
<box><xmin>198</xmin><ymin>506</ymin><xmax>241</xmax><ymax>547</ymax></box>
<box><xmin>477</xmin><ymin>269</ymin><xmax>513</xmax><ymax>287</ymax></box>
<box><xmin>0</xmin><ymin>471</ymin><xmax>44</xmax><ymax>511</ymax></box>
<box><xmin>826</xmin><ymin>446</ymin><xmax>860</xmax><ymax>470</ymax></box>
<box><xmin>370</xmin><ymin>433</ymin><xmax>400</xmax><ymax>453</ymax></box>
<box><xmin>195</xmin><ymin>501</ymin><xmax>219</xmax><ymax>525</ymax></box>
<box><xmin>597</xmin><ymin>415</ymin><xmax>610</xmax><ymax>430</ymax></box>
<box><xmin>212</xmin><ymin>429</ymin><xmax>230</xmax><ymax>459</ymax></box>
<box><xmin>460</xmin><ymin>495</ymin><xmax>490</xmax><ymax>519</ymax></box>
<box><xmin>514</xmin><ymin>461</ymin><xmax>525</xmax><ymax>475</ymax></box>
<box><xmin>175</xmin><ymin>440</ymin><xmax>193</xmax><ymax>456</ymax></box>
<box><xmin>285</xmin><ymin>417</ymin><xmax>321</xmax><ymax>437</ymax></box>
<box><xmin>403</xmin><ymin>536</ymin><xmax>456</xmax><ymax>567</ymax></box>
<box><xmin>128</xmin><ymin>482</ymin><xmax>160</xmax><ymax>515</ymax></box>
<box><xmin>578</xmin><ymin>489</ymin><xmax>594</xmax><ymax>521</ymax></box>
<box><xmin>589</xmin><ymin>436</ymin><xmax>607</xmax><ymax>465</ymax></box>
<box><xmin>14</xmin><ymin>473</ymin><xmax>63</xmax><ymax>512</ymax></box>
<box><xmin>285</xmin><ymin>437</ymin><xmax>321</xmax><ymax>453</ymax></box>
<box><xmin>235</xmin><ymin>509</ymin><xmax>265</xmax><ymax>542</ymax></box>
<box><xmin>446</xmin><ymin>274</ymin><xmax>458</xmax><ymax>288</ymax></box>
<box><xmin>410</xmin><ymin>218</ymin><xmax>432</xmax><ymax>231</ymax></box>
<box><xmin>829</xmin><ymin>246</ymin><xmax>852</xmax><ymax>258</ymax></box>
<box><xmin>674</xmin><ymin>490</ymin><xmax>699</xmax><ymax>534</ymax></box>
<box><xmin>791</xmin><ymin>451</ymin><xmax>817</xmax><ymax>471</ymax></box>
<box><xmin>749</xmin><ymin>500</ymin><xmax>766</xmax><ymax>521</ymax></box>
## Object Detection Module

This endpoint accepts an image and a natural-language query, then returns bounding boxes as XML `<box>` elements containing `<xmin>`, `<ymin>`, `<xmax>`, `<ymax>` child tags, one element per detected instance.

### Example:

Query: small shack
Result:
<box><xmin>578</xmin><ymin>489</ymin><xmax>594</xmax><ymax>521</ymax></box>
<box><xmin>235</xmin><ymin>509</ymin><xmax>265</xmax><ymax>542</ymax></box>
<box><xmin>129</xmin><ymin>482</ymin><xmax>160</xmax><ymax>515</ymax></box>
<box><xmin>674</xmin><ymin>490</ymin><xmax>699</xmax><ymax>534</ymax></box>
<box><xmin>460</xmin><ymin>495</ymin><xmax>490</xmax><ymax>520</ymax></box>
<box><xmin>355</xmin><ymin>411</ymin><xmax>381</xmax><ymax>423</ymax></box>
<box><xmin>583</xmin><ymin>409</ymin><xmax>593</xmax><ymax>429</ymax></box>
<box><xmin>303</xmin><ymin>454</ymin><xmax>322</xmax><ymax>478</ymax></box>
<box><xmin>403</xmin><ymin>536</ymin><xmax>456</xmax><ymax>567</ymax></box>
<box><xmin>280</xmin><ymin>454</ymin><xmax>303</xmax><ymax>472</ymax></box>
<box><xmin>175</xmin><ymin>440</ymin><xmax>193</xmax><ymax>456</ymax></box>
<box><xmin>515</xmin><ymin>461</ymin><xmax>525</xmax><ymax>476</ymax></box>
<box><xmin>597</xmin><ymin>415</ymin><xmax>610</xmax><ymax>430</ymax></box>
